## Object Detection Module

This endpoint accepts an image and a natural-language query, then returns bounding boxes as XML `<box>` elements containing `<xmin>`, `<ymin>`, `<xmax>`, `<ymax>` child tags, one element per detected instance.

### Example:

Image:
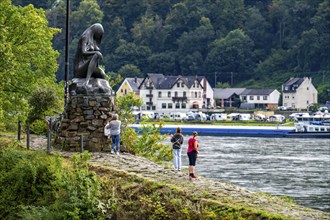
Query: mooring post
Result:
<box><xmin>47</xmin><ymin>128</ymin><xmax>51</xmax><ymax>154</ymax></box>
<box><xmin>46</xmin><ymin>118</ymin><xmax>52</xmax><ymax>154</ymax></box>
<box><xmin>26</xmin><ymin>125</ymin><xmax>30</xmax><ymax>150</ymax></box>
<box><xmin>80</xmin><ymin>135</ymin><xmax>84</xmax><ymax>153</ymax></box>
<box><xmin>17</xmin><ymin>120</ymin><xmax>21</xmax><ymax>141</ymax></box>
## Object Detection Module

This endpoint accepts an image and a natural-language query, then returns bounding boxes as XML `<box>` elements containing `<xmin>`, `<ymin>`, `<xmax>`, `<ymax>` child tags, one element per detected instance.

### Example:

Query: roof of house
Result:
<box><xmin>240</xmin><ymin>89</ymin><xmax>277</xmax><ymax>95</ymax></box>
<box><xmin>283</xmin><ymin>77</ymin><xmax>310</xmax><ymax>93</ymax></box>
<box><xmin>140</xmin><ymin>73</ymin><xmax>205</xmax><ymax>89</ymax></box>
<box><xmin>213</xmin><ymin>88</ymin><xmax>246</xmax><ymax>99</ymax></box>
<box><xmin>283</xmin><ymin>78</ymin><xmax>305</xmax><ymax>87</ymax></box>
<box><xmin>126</xmin><ymin>77</ymin><xmax>144</xmax><ymax>92</ymax></box>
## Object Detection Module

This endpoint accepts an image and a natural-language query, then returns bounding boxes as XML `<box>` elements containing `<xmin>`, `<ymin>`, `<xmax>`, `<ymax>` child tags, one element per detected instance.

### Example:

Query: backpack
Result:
<box><xmin>171</xmin><ymin>134</ymin><xmax>183</xmax><ymax>149</ymax></box>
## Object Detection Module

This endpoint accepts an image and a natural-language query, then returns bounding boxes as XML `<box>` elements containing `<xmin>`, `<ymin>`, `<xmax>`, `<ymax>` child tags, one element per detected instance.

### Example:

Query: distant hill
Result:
<box><xmin>14</xmin><ymin>0</ymin><xmax>330</xmax><ymax>103</ymax></box>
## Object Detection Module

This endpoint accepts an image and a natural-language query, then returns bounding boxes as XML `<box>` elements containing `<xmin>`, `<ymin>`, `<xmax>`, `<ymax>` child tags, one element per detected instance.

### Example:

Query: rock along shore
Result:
<box><xmin>29</xmin><ymin>135</ymin><xmax>329</xmax><ymax>220</ymax></box>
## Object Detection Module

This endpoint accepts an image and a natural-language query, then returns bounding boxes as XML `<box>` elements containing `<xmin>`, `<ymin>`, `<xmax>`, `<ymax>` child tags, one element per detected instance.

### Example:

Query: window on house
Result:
<box><xmin>168</xmin><ymin>91</ymin><xmax>171</xmax><ymax>97</ymax></box>
<box><xmin>196</xmin><ymin>83</ymin><xmax>199</xmax><ymax>88</ymax></box>
<box><xmin>175</xmin><ymin>91</ymin><xmax>178</xmax><ymax>97</ymax></box>
<box><xmin>162</xmin><ymin>103</ymin><xmax>166</xmax><ymax>109</ymax></box>
<box><xmin>257</xmin><ymin>96</ymin><xmax>260</xmax><ymax>100</ymax></box>
<box><xmin>152</xmin><ymin>106</ymin><xmax>156</xmax><ymax>110</ymax></box>
<box><xmin>183</xmin><ymin>91</ymin><xmax>186</xmax><ymax>97</ymax></box>
<box><xmin>121</xmin><ymin>89</ymin><xmax>123</xmax><ymax>93</ymax></box>
<box><xmin>195</xmin><ymin>92</ymin><xmax>197</xmax><ymax>98</ymax></box>
<box><xmin>307</xmin><ymin>87</ymin><xmax>309</xmax><ymax>90</ymax></box>
<box><xmin>147</xmin><ymin>106</ymin><xmax>150</xmax><ymax>110</ymax></box>
<box><xmin>181</xmin><ymin>83</ymin><xmax>184</xmax><ymax>87</ymax></box>
<box><xmin>124</xmin><ymin>89</ymin><xmax>127</xmax><ymax>95</ymax></box>
<box><xmin>292</xmin><ymin>96</ymin><xmax>294</xmax><ymax>99</ymax></box>
<box><xmin>263</xmin><ymin>96</ymin><xmax>267</xmax><ymax>100</ymax></box>
<box><xmin>175</xmin><ymin>103</ymin><xmax>180</xmax><ymax>109</ymax></box>
<box><xmin>177</xmin><ymin>83</ymin><xmax>180</xmax><ymax>87</ymax></box>
<box><xmin>242</xmin><ymin>96</ymin><xmax>247</xmax><ymax>101</ymax></box>
<box><xmin>158</xmin><ymin>91</ymin><xmax>162</xmax><ymax>98</ymax></box>
<box><xmin>168</xmin><ymin>103</ymin><xmax>173</xmax><ymax>108</ymax></box>
<box><xmin>250</xmin><ymin>96</ymin><xmax>254</xmax><ymax>100</ymax></box>
<box><xmin>182</xmin><ymin>103</ymin><xmax>186</xmax><ymax>109</ymax></box>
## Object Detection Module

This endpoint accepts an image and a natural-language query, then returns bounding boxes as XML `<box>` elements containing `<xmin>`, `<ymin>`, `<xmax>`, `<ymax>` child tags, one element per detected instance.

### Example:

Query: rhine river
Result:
<box><xmin>177</xmin><ymin>136</ymin><xmax>330</xmax><ymax>212</ymax></box>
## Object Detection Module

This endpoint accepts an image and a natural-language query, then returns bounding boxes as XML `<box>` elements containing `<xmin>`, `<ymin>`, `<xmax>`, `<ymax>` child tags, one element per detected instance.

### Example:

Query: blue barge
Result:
<box><xmin>129</xmin><ymin>124</ymin><xmax>330</xmax><ymax>138</ymax></box>
<box><xmin>130</xmin><ymin>124</ymin><xmax>293</xmax><ymax>137</ymax></box>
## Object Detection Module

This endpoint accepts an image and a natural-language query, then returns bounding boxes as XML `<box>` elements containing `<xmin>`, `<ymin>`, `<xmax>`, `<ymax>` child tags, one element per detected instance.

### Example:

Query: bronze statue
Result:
<box><xmin>73</xmin><ymin>23</ymin><xmax>106</xmax><ymax>86</ymax></box>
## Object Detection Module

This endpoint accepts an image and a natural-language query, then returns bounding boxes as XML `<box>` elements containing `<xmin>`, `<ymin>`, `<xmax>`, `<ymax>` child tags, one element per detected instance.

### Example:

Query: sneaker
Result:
<box><xmin>111</xmin><ymin>149</ymin><xmax>114</xmax><ymax>154</ymax></box>
<box><xmin>116</xmin><ymin>151</ymin><xmax>120</xmax><ymax>155</ymax></box>
<box><xmin>190</xmin><ymin>174</ymin><xmax>197</xmax><ymax>179</ymax></box>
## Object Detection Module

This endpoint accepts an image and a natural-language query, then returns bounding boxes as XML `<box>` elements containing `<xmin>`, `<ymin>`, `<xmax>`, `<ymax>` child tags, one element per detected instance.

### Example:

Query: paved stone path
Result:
<box><xmin>29</xmin><ymin>135</ymin><xmax>329</xmax><ymax>220</ymax></box>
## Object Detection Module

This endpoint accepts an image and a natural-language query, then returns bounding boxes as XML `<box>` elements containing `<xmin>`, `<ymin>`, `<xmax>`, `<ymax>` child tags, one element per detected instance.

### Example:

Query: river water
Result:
<box><xmin>178</xmin><ymin>136</ymin><xmax>330</xmax><ymax>212</ymax></box>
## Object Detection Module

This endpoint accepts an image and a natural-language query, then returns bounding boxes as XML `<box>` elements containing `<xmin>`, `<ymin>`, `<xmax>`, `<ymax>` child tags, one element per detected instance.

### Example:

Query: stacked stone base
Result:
<box><xmin>56</xmin><ymin>94</ymin><xmax>114</xmax><ymax>152</ymax></box>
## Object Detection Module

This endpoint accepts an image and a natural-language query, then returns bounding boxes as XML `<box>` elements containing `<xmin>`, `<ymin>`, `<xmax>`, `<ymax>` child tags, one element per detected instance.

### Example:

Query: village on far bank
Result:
<box><xmin>116</xmin><ymin>74</ymin><xmax>330</xmax><ymax>123</ymax></box>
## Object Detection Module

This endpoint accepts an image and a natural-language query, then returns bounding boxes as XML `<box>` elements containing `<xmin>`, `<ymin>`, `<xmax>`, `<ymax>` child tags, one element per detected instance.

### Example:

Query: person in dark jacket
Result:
<box><xmin>171</xmin><ymin>127</ymin><xmax>184</xmax><ymax>171</ymax></box>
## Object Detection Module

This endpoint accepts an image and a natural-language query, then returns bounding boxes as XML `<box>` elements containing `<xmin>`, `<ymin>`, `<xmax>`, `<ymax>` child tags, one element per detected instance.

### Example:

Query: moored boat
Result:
<box><xmin>286</xmin><ymin>122</ymin><xmax>330</xmax><ymax>138</ymax></box>
<box><xmin>129</xmin><ymin>123</ymin><xmax>330</xmax><ymax>138</ymax></box>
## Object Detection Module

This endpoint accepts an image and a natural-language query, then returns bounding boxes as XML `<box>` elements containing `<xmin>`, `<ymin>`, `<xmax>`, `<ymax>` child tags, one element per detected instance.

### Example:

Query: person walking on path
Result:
<box><xmin>105</xmin><ymin>114</ymin><xmax>121</xmax><ymax>155</ymax></box>
<box><xmin>187</xmin><ymin>131</ymin><xmax>199</xmax><ymax>179</ymax></box>
<box><xmin>171</xmin><ymin>127</ymin><xmax>184</xmax><ymax>171</ymax></box>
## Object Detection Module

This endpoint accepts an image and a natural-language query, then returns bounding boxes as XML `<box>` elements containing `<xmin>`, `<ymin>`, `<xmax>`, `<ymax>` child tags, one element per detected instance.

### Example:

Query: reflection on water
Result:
<box><xmin>177</xmin><ymin>136</ymin><xmax>330</xmax><ymax>212</ymax></box>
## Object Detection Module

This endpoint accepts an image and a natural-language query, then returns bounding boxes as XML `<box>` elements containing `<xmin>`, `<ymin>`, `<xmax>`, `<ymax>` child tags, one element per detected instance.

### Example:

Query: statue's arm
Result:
<box><xmin>81</xmin><ymin>37</ymin><xmax>102</xmax><ymax>58</ymax></box>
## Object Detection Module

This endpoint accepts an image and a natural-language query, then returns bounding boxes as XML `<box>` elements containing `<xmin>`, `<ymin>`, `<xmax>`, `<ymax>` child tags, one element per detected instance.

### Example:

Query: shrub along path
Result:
<box><xmin>30</xmin><ymin>135</ymin><xmax>329</xmax><ymax>220</ymax></box>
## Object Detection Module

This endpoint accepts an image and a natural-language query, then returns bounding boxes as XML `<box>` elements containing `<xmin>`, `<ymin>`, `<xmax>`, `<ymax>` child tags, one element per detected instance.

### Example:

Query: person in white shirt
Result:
<box><xmin>105</xmin><ymin>114</ymin><xmax>121</xmax><ymax>155</ymax></box>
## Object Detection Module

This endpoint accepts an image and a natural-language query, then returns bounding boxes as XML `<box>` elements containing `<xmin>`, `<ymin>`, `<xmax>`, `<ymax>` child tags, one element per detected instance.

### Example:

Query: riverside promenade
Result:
<box><xmin>29</xmin><ymin>135</ymin><xmax>329</xmax><ymax>220</ymax></box>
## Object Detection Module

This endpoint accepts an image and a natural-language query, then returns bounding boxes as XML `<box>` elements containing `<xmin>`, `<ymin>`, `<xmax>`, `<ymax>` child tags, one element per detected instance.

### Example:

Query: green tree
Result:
<box><xmin>215</xmin><ymin>82</ymin><xmax>230</xmax><ymax>88</ymax></box>
<box><xmin>244</xmin><ymin>6</ymin><xmax>272</xmax><ymax>59</ymax></box>
<box><xmin>317</xmin><ymin>83</ymin><xmax>330</xmax><ymax>104</ymax></box>
<box><xmin>148</xmin><ymin>51</ymin><xmax>178</xmax><ymax>74</ymax></box>
<box><xmin>118</xmin><ymin>64</ymin><xmax>142</xmax><ymax>78</ymax></box>
<box><xmin>111</xmin><ymin>40</ymin><xmax>151</xmax><ymax>72</ymax></box>
<box><xmin>71</xmin><ymin>0</ymin><xmax>104</xmax><ymax>39</ymax></box>
<box><xmin>131</xmin><ymin>15</ymin><xmax>167</xmax><ymax>52</ymax></box>
<box><xmin>293</xmin><ymin>29</ymin><xmax>321</xmax><ymax>71</ymax></box>
<box><xmin>205</xmin><ymin>29</ymin><xmax>255</xmax><ymax>84</ymax></box>
<box><xmin>0</xmin><ymin>1</ymin><xmax>60</xmax><ymax>131</ymax></box>
<box><xmin>310</xmin><ymin>0</ymin><xmax>330</xmax><ymax>71</ymax></box>
<box><xmin>115</xmin><ymin>92</ymin><xmax>142</xmax><ymax>152</ymax></box>
<box><xmin>209</xmin><ymin>0</ymin><xmax>245</xmax><ymax>35</ymax></box>
<box><xmin>177</xmin><ymin>17</ymin><xmax>215</xmax><ymax>74</ymax></box>
<box><xmin>27</xmin><ymin>79</ymin><xmax>64</xmax><ymax>134</ymax></box>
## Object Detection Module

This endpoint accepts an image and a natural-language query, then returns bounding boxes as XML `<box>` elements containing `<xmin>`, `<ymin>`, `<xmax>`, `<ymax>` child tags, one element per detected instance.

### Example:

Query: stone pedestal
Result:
<box><xmin>56</xmin><ymin>78</ymin><xmax>115</xmax><ymax>151</ymax></box>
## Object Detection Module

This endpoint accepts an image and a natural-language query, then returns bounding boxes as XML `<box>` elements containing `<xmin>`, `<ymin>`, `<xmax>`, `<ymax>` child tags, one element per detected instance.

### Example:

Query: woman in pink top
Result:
<box><xmin>187</xmin><ymin>131</ymin><xmax>199</xmax><ymax>178</ymax></box>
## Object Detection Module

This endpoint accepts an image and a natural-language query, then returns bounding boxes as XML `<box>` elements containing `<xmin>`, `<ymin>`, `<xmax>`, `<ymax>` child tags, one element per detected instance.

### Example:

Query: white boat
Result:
<box><xmin>288</xmin><ymin>122</ymin><xmax>330</xmax><ymax>138</ymax></box>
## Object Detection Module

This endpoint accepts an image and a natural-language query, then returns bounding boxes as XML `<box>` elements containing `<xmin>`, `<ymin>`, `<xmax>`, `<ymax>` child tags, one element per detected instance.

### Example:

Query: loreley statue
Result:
<box><xmin>73</xmin><ymin>23</ymin><xmax>106</xmax><ymax>86</ymax></box>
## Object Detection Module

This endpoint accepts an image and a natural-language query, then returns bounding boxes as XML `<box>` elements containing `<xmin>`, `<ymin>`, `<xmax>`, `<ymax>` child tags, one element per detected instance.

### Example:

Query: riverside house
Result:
<box><xmin>138</xmin><ymin>73</ymin><xmax>214</xmax><ymax>115</ymax></box>
<box><xmin>239</xmin><ymin>89</ymin><xmax>281</xmax><ymax>110</ymax></box>
<box><xmin>116</xmin><ymin>77</ymin><xmax>143</xmax><ymax>99</ymax></box>
<box><xmin>282</xmin><ymin>77</ymin><xmax>318</xmax><ymax>110</ymax></box>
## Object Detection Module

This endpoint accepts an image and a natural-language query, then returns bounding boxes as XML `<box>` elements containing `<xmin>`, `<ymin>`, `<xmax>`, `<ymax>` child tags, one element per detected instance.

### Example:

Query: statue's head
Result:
<box><xmin>90</xmin><ymin>23</ymin><xmax>104</xmax><ymax>45</ymax></box>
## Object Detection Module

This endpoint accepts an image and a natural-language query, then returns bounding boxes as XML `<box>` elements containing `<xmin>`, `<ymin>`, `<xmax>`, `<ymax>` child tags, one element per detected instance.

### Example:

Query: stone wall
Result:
<box><xmin>56</xmin><ymin>94</ymin><xmax>115</xmax><ymax>151</ymax></box>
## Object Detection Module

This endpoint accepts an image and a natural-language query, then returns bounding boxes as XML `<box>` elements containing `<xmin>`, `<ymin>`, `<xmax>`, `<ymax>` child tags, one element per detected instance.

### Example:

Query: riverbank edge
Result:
<box><xmin>89</xmin><ymin>162</ymin><xmax>329</xmax><ymax>220</ymax></box>
<box><xmin>45</xmin><ymin>147</ymin><xmax>329</xmax><ymax>218</ymax></box>
<box><xmin>5</xmin><ymin>134</ymin><xmax>330</xmax><ymax>219</ymax></box>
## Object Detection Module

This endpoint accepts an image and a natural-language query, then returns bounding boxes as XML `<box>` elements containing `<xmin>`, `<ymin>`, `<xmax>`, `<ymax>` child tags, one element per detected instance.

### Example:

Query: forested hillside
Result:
<box><xmin>13</xmin><ymin>0</ymin><xmax>330</xmax><ymax>102</ymax></box>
